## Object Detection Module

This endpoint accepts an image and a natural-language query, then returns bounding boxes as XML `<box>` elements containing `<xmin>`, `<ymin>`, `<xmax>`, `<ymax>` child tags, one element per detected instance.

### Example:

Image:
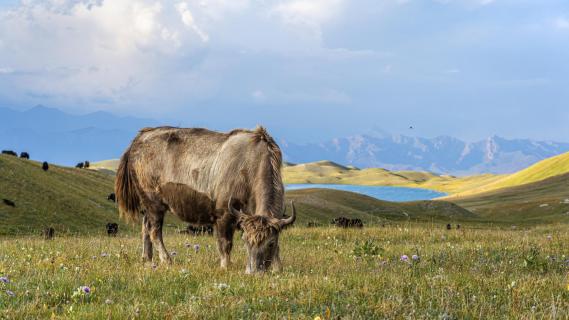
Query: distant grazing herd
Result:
<box><xmin>2</xmin><ymin>149</ymin><xmax>464</xmax><ymax>238</ymax></box>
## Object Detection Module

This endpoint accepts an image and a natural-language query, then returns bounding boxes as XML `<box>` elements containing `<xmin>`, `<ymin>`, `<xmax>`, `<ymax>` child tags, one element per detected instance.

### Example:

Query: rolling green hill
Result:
<box><xmin>287</xmin><ymin>188</ymin><xmax>476</xmax><ymax>225</ymax></box>
<box><xmin>1</xmin><ymin>155</ymin><xmax>477</xmax><ymax>235</ymax></box>
<box><xmin>0</xmin><ymin>154</ymin><xmax>124</xmax><ymax>235</ymax></box>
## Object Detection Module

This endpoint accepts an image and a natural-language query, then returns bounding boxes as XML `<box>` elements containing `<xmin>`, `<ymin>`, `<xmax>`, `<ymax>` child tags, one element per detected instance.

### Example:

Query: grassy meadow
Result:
<box><xmin>1</xmin><ymin>225</ymin><xmax>568</xmax><ymax>319</ymax></box>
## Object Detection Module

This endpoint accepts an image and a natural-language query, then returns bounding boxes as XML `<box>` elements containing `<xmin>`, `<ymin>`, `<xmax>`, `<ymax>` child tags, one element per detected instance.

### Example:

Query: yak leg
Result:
<box><xmin>215</xmin><ymin>214</ymin><xmax>236</xmax><ymax>269</ymax></box>
<box><xmin>147</xmin><ymin>209</ymin><xmax>172</xmax><ymax>264</ymax></box>
<box><xmin>141</xmin><ymin>215</ymin><xmax>153</xmax><ymax>262</ymax></box>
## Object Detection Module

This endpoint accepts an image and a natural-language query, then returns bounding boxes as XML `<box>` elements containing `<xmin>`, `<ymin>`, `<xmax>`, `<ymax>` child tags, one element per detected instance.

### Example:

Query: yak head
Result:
<box><xmin>228</xmin><ymin>198</ymin><xmax>296</xmax><ymax>274</ymax></box>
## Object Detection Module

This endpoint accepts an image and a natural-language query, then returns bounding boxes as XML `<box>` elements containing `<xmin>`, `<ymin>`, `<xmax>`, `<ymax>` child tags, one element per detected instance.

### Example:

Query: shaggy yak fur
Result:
<box><xmin>115</xmin><ymin>126</ymin><xmax>296</xmax><ymax>273</ymax></box>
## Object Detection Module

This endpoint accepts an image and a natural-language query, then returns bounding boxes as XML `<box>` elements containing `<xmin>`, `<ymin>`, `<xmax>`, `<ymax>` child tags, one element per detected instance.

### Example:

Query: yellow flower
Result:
<box><xmin>314</xmin><ymin>317</ymin><xmax>322</xmax><ymax>320</ymax></box>
<box><xmin>566</xmin><ymin>281</ymin><xmax>569</xmax><ymax>291</ymax></box>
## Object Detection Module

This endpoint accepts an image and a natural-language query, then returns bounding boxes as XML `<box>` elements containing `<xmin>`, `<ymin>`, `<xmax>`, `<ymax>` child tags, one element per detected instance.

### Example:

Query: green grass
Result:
<box><xmin>1</xmin><ymin>225</ymin><xmax>567</xmax><ymax>319</ymax></box>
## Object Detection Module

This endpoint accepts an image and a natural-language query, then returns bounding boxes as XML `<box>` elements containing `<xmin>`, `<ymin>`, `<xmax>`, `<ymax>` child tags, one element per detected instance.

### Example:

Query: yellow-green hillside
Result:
<box><xmin>445</xmin><ymin>151</ymin><xmax>569</xmax><ymax>198</ymax></box>
<box><xmin>282</xmin><ymin>161</ymin><xmax>504</xmax><ymax>194</ymax></box>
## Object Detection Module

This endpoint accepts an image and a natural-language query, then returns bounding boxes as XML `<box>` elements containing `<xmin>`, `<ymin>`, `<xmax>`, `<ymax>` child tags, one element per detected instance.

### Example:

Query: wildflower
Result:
<box><xmin>400</xmin><ymin>255</ymin><xmax>409</xmax><ymax>262</ymax></box>
<box><xmin>0</xmin><ymin>276</ymin><xmax>9</xmax><ymax>284</ymax></box>
<box><xmin>81</xmin><ymin>286</ymin><xmax>91</xmax><ymax>295</ymax></box>
<box><xmin>547</xmin><ymin>235</ymin><xmax>552</xmax><ymax>241</ymax></box>
<box><xmin>101</xmin><ymin>252</ymin><xmax>109</xmax><ymax>257</ymax></box>
<box><xmin>171</xmin><ymin>251</ymin><xmax>177</xmax><ymax>257</ymax></box>
<box><xmin>6</xmin><ymin>290</ymin><xmax>15</xmax><ymax>297</ymax></box>
<box><xmin>194</xmin><ymin>244</ymin><xmax>200</xmax><ymax>252</ymax></box>
<box><xmin>314</xmin><ymin>317</ymin><xmax>323</xmax><ymax>320</ymax></box>
<box><xmin>412</xmin><ymin>254</ymin><xmax>420</xmax><ymax>262</ymax></box>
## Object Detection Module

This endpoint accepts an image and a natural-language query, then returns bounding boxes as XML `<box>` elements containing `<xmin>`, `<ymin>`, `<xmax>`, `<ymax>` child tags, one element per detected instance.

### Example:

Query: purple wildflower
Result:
<box><xmin>81</xmin><ymin>286</ymin><xmax>91</xmax><ymax>294</ymax></box>
<box><xmin>194</xmin><ymin>244</ymin><xmax>200</xmax><ymax>252</ymax></box>
<box><xmin>0</xmin><ymin>276</ymin><xmax>9</xmax><ymax>284</ymax></box>
<box><xmin>6</xmin><ymin>290</ymin><xmax>15</xmax><ymax>297</ymax></box>
<box><xmin>400</xmin><ymin>255</ymin><xmax>409</xmax><ymax>262</ymax></box>
<box><xmin>412</xmin><ymin>254</ymin><xmax>420</xmax><ymax>261</ymax></box>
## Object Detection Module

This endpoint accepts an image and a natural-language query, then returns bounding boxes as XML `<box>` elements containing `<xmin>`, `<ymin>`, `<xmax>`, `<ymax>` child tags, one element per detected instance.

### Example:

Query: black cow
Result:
<box><xmin>332</xmin><ymin>217</ymin><xmax>364</xmax><ymax>228</ymax></box>
<box><xmin>84</xmin><ymin>161</ymin><xmax>90</xmax><ymax>168</ymax></box>
<box><xmin>43</xmin><ymin>227</ymin><xmax>55</xmax><ymax>240</ymax></box>
<box><xmin>76</xmin><ymin>162</ymin><xmax>84</xmax><ymax>169</ymax></box>
<box><xmin>446</xmin><ymin>223</ymin><xmax>452</xmax><ymax>230</ymax></box>
<box><xmin>42</xmin><ymin>162</ymin><xmax>49</xmax><ymax>171</ymax></box>
<box><xmin>350</xmin><ymin>218</ymin><xmax>364</xmax><ymax>228</ymax></box>
<box><xmin>106</xmin><ymin>223</ymin><xmax>119</xmax><ymax>236</ymax></box>
<box><xmin>19</xmin><ymin>152</ymin><xmax>30</xmax><ymax>159</ymax></box>
<box><xmin>1</xmin><ymin>150</ymin><xmax>17</xmax><ymax>156</ymax></box>
<box><xmin>2</xmin><ymin>199</ymin><xmax>15</xmax><ymax>207</ymax></box>
<box><xmin>186</xmin><ymin>225</ymin><xmax>214</xmax><ymax>236</ymax></box>
<box><xmin>107</xmin><ymin>193</ymin><xmax>116</xmax><ymax>202</ymax></box>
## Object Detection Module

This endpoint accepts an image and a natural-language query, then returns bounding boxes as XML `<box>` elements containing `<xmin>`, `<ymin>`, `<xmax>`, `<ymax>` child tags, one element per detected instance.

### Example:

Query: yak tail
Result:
<box><xmin>115</xmin><ymin>146</ymin><xmax>142</xmax><ymax>222</ymax></box>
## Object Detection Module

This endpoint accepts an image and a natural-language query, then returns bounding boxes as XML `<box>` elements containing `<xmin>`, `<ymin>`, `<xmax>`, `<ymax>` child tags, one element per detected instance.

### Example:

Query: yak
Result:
<box><xmin>20</xmin><ymin>152</ymin><xmax>30</xmax><ymax>159</ymax></box>
<box><xmin>42</xmin><ymin>162</ymin><xmax>49</xmax><ymax>171</ymax></box>
<box><xmin>43</xmin><ymin>227</ymin><xmax>55</xmax><ymax>240</ymax></box>
<box><xmin>332</xmin><ymin>217</ymin><xmax>364</xmax><ymax>228</ymax></box>
<box><xmin>76</xmin><ymin>162</ymin><xmax>84</xmax><ymax>169</ymax></box>
<box><xmin>2</xmin><ymin>199</ymin><xmax>15</xmax><ymax>207</ymax></box>
<box><xmin>107</xmin><ymin>193</ymin><xmax>116</xmax><ymax>202</ymax></box>
<box><xmin>115</xmin><ymin>126</ymin><xmax>296</xmax><ymax>274</ymax></box>
<box><xmin>106</xmin><ymin>223</ymin><xmax>119</xmax><ymax>236</ymax></box>
<box><xmin>186</xmin><ymin>225</ymin><xmax>214</xmax><ymax>235</ymax></box>
<box><xmin>1</xmin><ymin>150</ymin><xmax>17</xmax><ymax>156</ymax></box>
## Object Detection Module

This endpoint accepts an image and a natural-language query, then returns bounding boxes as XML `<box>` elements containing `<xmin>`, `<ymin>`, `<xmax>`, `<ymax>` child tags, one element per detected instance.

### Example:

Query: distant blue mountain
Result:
<box><xmin>0</xmin><ymin>105</ymin><xmax>158</xmax><ymax>165</ymax></box>
<box><xmin>280</xmin><ymin>134</ymin><xmax>569</xmax><ymax>175</ymax></box>
<box><xmin>2</xmin><ymin>106</ymin><xmax>569</xmax><ymax>174</ymax></box>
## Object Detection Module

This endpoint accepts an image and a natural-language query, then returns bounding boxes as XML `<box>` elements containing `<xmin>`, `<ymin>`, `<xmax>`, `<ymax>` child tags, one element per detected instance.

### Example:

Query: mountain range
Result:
<box><xmin>280</xmin><ymin>134</ymin><xmax>569</xmax><ymax>175</ymax></box>
<box><xmin>2</xmin><ymin>105</ymin><xmax>569</xmax><ymax>174</ymax></box>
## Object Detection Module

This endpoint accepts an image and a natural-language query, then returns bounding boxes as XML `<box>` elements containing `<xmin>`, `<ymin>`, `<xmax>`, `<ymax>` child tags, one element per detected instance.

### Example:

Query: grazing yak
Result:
<box><xmin>107</xmin><ymin>193</ymin><xmax>116</xmax><ymax>202</ymax></box>
<box><xmin>20</xmin><ymin>152</ymin><xmax>30</xmax><ymax>159</ymax></box>
<box><xmin>106</xmin><ymin>223</ymin><xmax>119</xmax><ymax>236</ymax></box>
<box><xmin>1</xmin><ymin>150</ymin><xmax>17</xmax><ymax>156</ymax></box>
<box><xmin>115</xmin><ymin>126</ymin><xmax>296</xmax><ymax>273</ymax></box>
<box><xmin>332</xmin><ymin>217</ymin><xmax>364</xmax><ymax>228</ymax></box>
<box><xmin>43</xmin><ymin>227</ymin><xmax>55</xmax><ymax>240</ymax></box>
<box><xmin>185</xmin><ymin>224</ymin><xmax>214</xmax><ymax>235</ymax></box>
<box><xmin>76</xmin><ymin>162</ymin><xmax>84</xmax><ymax>169</ymax></box>
<box><xmin>2</xmin><ymin>199</ymin><xmax>15</xmax><ymax>207</ymax></box>
<box><xmin>42</xmin><ymin>162</ymin><xmax>49</xmax><ymax>171</ymax></box>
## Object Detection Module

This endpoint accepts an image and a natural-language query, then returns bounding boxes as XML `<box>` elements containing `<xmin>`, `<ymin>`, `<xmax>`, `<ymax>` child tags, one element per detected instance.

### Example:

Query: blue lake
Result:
<box><xmin>285</xmin><ymin>184</ymin><xmax>447</xmax><ymax>202</ymax></box>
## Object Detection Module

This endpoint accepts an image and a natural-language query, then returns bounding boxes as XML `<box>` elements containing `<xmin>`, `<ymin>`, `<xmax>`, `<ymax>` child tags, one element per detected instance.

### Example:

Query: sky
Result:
<box><xmin>0</xmin><ymin>0</ymin><xmax>568</xmax><ymax>143</ymax></box>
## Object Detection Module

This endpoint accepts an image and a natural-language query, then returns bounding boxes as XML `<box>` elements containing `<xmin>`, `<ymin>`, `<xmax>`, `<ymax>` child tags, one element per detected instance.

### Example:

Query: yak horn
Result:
<box><xmin>228</xmin><ymin>197</ymin><xmax>241</xmax><ymax>217</ymax></box>
<box><xmin>279</xmin><ymin>201</ymin><xmax>296</xmax><ymax>228</ymax></box>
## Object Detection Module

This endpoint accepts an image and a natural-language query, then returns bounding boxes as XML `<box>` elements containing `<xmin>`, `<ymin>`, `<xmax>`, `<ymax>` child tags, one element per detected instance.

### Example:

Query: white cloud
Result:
<box><xmin>176</xmin><ymin>2</ymin><xmax>209</xmax><ymax>42</ymax></box>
